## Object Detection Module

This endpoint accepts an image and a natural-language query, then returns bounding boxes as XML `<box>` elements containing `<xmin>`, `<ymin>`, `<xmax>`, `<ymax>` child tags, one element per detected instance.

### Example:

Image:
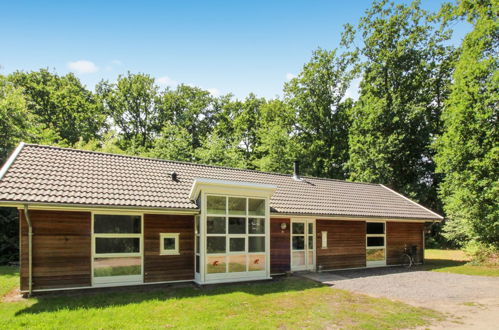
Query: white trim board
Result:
<box><xmin>0</xmin><ymin>142</ymin><xmax>25</xmax><ymax>180</ymax></box>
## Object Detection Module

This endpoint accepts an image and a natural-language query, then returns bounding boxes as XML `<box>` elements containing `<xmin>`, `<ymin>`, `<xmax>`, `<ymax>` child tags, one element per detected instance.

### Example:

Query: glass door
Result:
<box><xmin>291</xmin><ymin>220</ymin><xmax>315</xmax><ymax>271</ymax></box>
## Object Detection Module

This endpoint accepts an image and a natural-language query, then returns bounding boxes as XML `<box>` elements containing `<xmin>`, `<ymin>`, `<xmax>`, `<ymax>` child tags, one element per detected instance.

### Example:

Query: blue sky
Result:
<box><xmin>1</xmin><ymin>1</ymin><xmax>469</xmax><ymax>99</ymax></box>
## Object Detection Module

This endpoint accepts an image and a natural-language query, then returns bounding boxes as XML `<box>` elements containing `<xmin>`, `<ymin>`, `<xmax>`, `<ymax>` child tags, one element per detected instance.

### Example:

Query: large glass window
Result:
<box><xmin>93</xmin><ymin>214</ymin><xmax>142</xmax><ymax>282</ymax></box>
<box><xmin>366</xmin><ymin>222</ymin><xmax>385</xmax><ymax>264</ymax></box>
<box><xmin>205</xmin><ymin>195</ymin><xmax>267</xmax><ymax>275</ymax></box>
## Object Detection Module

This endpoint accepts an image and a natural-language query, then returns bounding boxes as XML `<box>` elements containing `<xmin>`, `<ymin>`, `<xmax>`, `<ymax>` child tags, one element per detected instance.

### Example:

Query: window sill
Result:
<box><xmin>160</xmin><ymin>252</ymin><xmax>180</xmax><ymax>256</ymax></box>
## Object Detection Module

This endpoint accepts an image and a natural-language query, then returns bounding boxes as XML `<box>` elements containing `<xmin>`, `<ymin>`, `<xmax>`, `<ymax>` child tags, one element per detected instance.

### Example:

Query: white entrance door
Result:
<box><xmin>291</xmin><ymin>220</ymin><xmax>315</xmax><ymax>271</ymax></box>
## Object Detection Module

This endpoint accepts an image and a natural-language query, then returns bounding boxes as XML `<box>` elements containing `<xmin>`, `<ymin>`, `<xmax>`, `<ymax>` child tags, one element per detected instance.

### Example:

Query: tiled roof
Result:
<box><xmin>0</xmin><ymin>144</ymin><xmax>443</xmax><ymax>220</ymax></box>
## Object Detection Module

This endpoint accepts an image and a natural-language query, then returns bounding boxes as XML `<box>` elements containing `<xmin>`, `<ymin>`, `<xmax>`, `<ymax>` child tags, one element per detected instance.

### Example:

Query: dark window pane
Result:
<box><xmin>229</xmin><ymin>237</ymin><xmax>245</xmax><ymax>252</ymax></box>
<box><xmin>207</xmin><ymin>237</ymin><xmax>226</xmax><ymax>254</ymax></box>
<box><xmin>292</xmin><ymin>223</ymin><xmax>304</xmax><ymax>234</ymax></box>
<box><xmin>229</xmin><ymin>217</ymin><xmax>246</xmax><ymax>234</ymax></box>
<box><xmin>196</xmin><ymin>235</ymin><xmax>200</xmax><ymax>254</ymax></box>
<box><xmin>248</xmin><ymin>199</ymin><xmax>265</xmax><ymax>216</ymax></box>
<box><xmin>207</xmin><ymin>196</ymin><xmax>226</xmax><ymax>214</ymax></box>
<box><xmin>207</xmin><ymin>217</ymin><xmax>226</xmax><ymax>234</ymax></box>
<box><xmin>248</xmin><ymin>218</ymin><xmax>265</xmax><ymax>234</ymax></box>
<box><xmin>367</xmin><ymin>236</ymin><xmax>384</xmax><ymax>247</ymax></box>
<box><xmin>308</xmin><ymin>223</ymin><xmax>313</xmax><ymax>235</ymax></box>
<box><xmin>95</xmin><ymin>237</ymin><xmax>140</xmax><ymax>254</ymax></box>
<box><xmin>308</xmin><ymin>236</ymin><xmax>314</xmax><ymax>249</ymax></box>
<box><xmin>292</xmin><ymin>236</ymin><xmax>304</xmax><ymax>250</ymax></box>
<box><xmin>163</xmin><ymin>237</ymin><xmax>176</xmax><ymax>250</ymax></box>
<box><xmin>249</xmin><ymin>237</ymin><xmax>265</xmax><ymax>252</ymax></box>
<box><xmin>228</xmin><ymin>197</ymin><xmax>246</xmax><ymax>215</ymax></box>
<box><xmin>367</xmin><ymin>222</ymin><xmax>385</xmax><ymax>234</ymax></box>
<box><xmin>94</xmin><ymin>215</ymin><xmax>141</xmax><ymax>234</ymax></box>
<box><xmin>195</xmin><ymin>255</ymin><xmax>200</xmax><ymax>273</ymax></box>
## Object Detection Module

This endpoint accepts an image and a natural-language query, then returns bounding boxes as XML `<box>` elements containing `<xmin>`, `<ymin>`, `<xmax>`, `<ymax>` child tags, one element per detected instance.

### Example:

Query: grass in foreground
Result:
<box><xmin>424</xmin><ymin>249</ymin><xmax>499</xmax><ymax>277</ymax></box>
<box><xmin>0</xmin><ymin>266</ymin><xmax>19</xmax><ymax>297</ymax></box>
<box><xmin>0</xmin><ymin>271</ymin><xmax>442</xmax><ymax>329</ymax></box>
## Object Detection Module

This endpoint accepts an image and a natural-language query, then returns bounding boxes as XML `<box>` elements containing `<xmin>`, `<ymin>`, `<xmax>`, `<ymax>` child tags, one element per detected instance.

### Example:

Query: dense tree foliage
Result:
<box><xmin>435</xmin><ymin>0</ymin><xmax>498</xmax><ymax>246</ymax></box>
<box><xmin>285</xmin><ymin>49</ymin><xmax>355</xmax><ymax>179</ymax></box>
<box><xmin>346</xmin><ymin>0</ymin><xmax>455</xmax><ymax>212</ymax></box>
<box><xmin>0</xmin><ymin>0</ymin><xmax>497</xmax><ymax>263</ymax></box>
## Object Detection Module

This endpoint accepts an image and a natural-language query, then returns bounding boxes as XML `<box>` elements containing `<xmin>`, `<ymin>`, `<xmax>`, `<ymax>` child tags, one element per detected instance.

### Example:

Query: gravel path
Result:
<box><xmin>300</xmin><ymin>267</ymin><xmax>499</xmax><ymax>329</ymax></box>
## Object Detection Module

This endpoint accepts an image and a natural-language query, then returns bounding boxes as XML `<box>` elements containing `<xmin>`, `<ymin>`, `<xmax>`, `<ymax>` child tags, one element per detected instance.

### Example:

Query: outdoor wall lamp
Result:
<box><xmin>280</xmin><ymin>222</ymin><xmax>287</xmax><ymax>231</ymax></box>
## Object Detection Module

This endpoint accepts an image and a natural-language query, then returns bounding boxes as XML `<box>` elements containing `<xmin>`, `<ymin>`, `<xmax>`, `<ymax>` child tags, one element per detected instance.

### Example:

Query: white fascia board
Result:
<box><xmin>189</xmin><ymin>178</ymin><xmax>277</xmax><ymax>200</ymax></box>
<box><xmin>0</xmin><ymin>142</ymin><xmax>25</xmax><ymax>180</ymax></box>
<box><xmin>379</xmin><ymin>184</ymin><xmax>444</xmax><ymax>220</ymax></box>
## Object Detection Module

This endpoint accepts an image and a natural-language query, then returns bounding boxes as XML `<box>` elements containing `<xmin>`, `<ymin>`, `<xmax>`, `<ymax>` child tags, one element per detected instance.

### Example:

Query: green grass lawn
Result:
<box><xmin>0</xmin><ymin>266</ymin><xmax>19</xmax><ymax>297</ymax></box>
<box><xmin>0</xmin><ymin>268</ymin><xmax>443</xmax><ymax>329</ymax></box>
<box><xmin>424</xmin><ymin>249</ymin><xmax>499</xmax><ymax>277</ymax></box>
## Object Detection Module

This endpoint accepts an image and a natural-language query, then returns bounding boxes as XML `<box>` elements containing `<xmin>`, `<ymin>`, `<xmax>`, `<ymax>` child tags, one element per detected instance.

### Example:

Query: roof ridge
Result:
<box><xmin>21</xmin><ymin>143</ymin><xmax>379</xmax><ymax>186</ymax></box>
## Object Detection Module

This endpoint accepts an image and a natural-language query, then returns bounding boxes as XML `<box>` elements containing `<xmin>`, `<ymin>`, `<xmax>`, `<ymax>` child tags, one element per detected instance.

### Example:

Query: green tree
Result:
<box><xmin>232</xmin><ymin>94</ymin><xmax>267</xmax><ymax>167</ymax></box>
<box><xmin>8</xmin><ymin>69</ymin><xmax>105</xmax><ymax>145</ymax></box>
<box><xmin>195</xmin><ymin>131</ymin><xmax>246</xmax><ymax>168</ymax></box>
<box><xmin>97</xmin><ymin>72</ymin><xmax>161</xmax><ymax>150</ymax></box>
<box><xmin>346</xmin><ymin>0</ymin><xmax>454</xmax><ymax>210</ymax></box>
<box><xmin>158</xmin><ymin>84</ymin><xmax>216</xmax><ymax>151</ymax></box>
<box><xmin>0</xmin><ymin>76</ymin><xmax>31</xmax><ymax>162</ymax></box>
<box><xmin>284</xmin><ymin>49</ymin><xmax>355</xmax><ymax>179</ymax></box>
<box><xmin>435</xmin><ymin>0</ymin><xmax>498</xmax><ymax>246</ymax></box>
<box><xmin>148</xmin><ymin>121</ymin><xmax>194</xmax><ymax>162</ymax></box>
<box><xmin>254</xmin><ymin>99</ymin><xmax>298</xmax><ymax>173</ymax></box>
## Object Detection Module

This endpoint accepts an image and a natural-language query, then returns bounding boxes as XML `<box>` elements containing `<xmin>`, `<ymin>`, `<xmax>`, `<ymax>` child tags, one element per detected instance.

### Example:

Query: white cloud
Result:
<box><xmin>156</xmin><ymin>76</ymin><xmax>178</xmax><ymax>87</ymax></box>
<box><xmin>286</xmin><ymin>73</ymin><xmax>296</xmax><ymax>80</ymax></box>
<box><xmin>67</xmin><ymin>60</ymin><xmax>99</xmax><ymax>74</ymax></box>
<box><xmin>207</xmin><ymin>88</ymin><xmax>220</xmax><ymax>97</ymax></box>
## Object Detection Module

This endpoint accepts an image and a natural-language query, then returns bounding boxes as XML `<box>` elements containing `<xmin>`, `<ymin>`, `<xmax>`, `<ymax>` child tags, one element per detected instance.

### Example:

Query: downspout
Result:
<box><xmin>23</xmin><ymin>204</ymin><xmax>33</xmax><ymax>295</ymax></box>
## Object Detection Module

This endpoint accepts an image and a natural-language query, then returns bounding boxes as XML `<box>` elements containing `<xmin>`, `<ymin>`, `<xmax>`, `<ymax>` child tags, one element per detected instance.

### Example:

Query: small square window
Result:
<box><xmin>160</xmin><ymin>233</ymin><xmax>180</xmax><ymax>255</ymax></box>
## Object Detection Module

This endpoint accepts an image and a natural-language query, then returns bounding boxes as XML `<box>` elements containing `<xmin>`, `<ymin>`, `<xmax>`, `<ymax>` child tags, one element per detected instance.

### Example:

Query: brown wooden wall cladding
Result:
<box><xmin>270</xmin><ymin>218</ymin><xmax>291</xmax><ymax>274</ymax></box>
<box><xmin>143</xmin><ymin>214</ymin><xmax>195</xmax><ymax>282</ymax></box>
<box><xmin>316</xmin><ymin>220</ymin><xmax>366</xmax><ymax>270</ymax></box>
<box><xmin>19</xmin><ymin>210</ymin><xmax>92</xmax><ymax>291</ymax></box>
<box><xmin>386</xmin><ymin>222</ymin><xmax>424</xmax><ymax>265</ymax></box>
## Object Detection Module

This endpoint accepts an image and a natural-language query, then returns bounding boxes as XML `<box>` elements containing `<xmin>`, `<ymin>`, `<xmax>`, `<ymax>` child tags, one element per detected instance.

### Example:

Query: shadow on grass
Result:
<box><xmin>0</xmin><ymin>265</ymin><xmax>19</xmax><ymax>277</ymax></box>
<box><xmin>421</xmin><ymin>259</ymin><xmax>468</xmax><ymax>271</ymax></box>
<box><xmin>15</xmin><ymin>276</ymin><xmax>324</xmax><ymax>316</ymax></box>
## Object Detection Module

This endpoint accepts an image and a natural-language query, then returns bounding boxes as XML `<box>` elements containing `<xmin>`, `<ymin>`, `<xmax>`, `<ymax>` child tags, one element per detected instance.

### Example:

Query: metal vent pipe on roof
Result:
<box><xmin>293</xmin><ymin>160</ymin><xmax>300</xmax><ymax>180</ymax></box>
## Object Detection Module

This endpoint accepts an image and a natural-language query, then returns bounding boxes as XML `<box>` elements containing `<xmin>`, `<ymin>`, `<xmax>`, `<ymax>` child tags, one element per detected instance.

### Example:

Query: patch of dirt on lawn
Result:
<box><xmin>2</xmin><ymin>288</ymin><xmax>26</xmax><ymax>303</ymax></box>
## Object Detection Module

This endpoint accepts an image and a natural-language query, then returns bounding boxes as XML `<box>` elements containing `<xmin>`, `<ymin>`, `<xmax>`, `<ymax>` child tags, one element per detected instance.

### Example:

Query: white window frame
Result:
<box><xmin>366</xmin><ymin>221</ymin><xmax>386</xmax><ymax>267</ymax></box>
<box><xmin>160</xmin><ymin>233</ymin><xmax>180</xmax><ymax>255</ymax></box>
<box><xmin>202</xmin><ymin>193</ymin><xmax>269</xmax><ymax>283</ymax></box>
<box><xmin>290</xmin><ymin>219</ymin><xmax>315</xmax><ymax>271</ymax></box>
<box><xmin>91</xmin><ymin>212</ymin><xmax>144</xmax><ymax>286</ymax></box>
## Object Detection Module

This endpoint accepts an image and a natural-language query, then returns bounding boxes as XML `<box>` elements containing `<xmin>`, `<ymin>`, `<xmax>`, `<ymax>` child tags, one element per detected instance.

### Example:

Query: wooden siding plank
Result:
<box><xmin>270</xmin><ymin>218</ymin><xmax>290</xmax><ymax>274</ymax></box>
<box><xmin>19</xmin><ymin>210</ymin><xmax>91</xmax><ymax>291</ymax></box>
<box><xmin>316</xmin><ymin>220</ymin><xmax>366</xmax><ymax>270</ymax></box>
<box><xmin>386</xmin><ymin>222</ymin><xmax>424</xmax><ymax>265</ymax></box>
<box><xmin>143</xmin><ymin>214</ymin><xmax>195</xmax><ymax>283</ymax></box>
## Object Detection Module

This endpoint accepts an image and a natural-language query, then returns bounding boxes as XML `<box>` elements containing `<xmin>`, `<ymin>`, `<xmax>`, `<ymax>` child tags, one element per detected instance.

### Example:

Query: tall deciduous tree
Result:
<box><xmin>9</xmin><ymin>69</ymin><xmax>105</xmax><ymax>145</ymax></box>
<box><xmin>97</xmin><ymin>72</ymin><xmax>160</xmax><ymax>150</ymax></box>
<box><xmin>435</xmin><ymin>0</ymin><xmax>498</xmax><ymax>246</ymax></box>
<box><xmin>158</xmin><ymin>84</ymin><xmax>216</xmax><ymax>151</ymax></box>
<box><xmin>254</xmin><ymin>99</ymin><xmax>298</xmax><ymax>173</ymax></box>
<box><xmin>346</xmin><ymin>0</ymin><xmax>454</xmax><ymax>210</ymax></box>
<box><xmin>0</xmin><ymin>76</ymin><xmax>31</xmax><ymax>162</ymax></box>
<box><xmin>284</xmin><ymin>48</ymin><xmax>355</xmax><ymax>179</ymax></box>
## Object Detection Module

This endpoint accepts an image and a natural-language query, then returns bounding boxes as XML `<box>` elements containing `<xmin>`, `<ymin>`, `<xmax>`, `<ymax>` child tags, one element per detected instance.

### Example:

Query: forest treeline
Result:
<box><xmin>0</xmin><ymin>0</ymin><xmax>497</xmax><ymax>263</ymax></box>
